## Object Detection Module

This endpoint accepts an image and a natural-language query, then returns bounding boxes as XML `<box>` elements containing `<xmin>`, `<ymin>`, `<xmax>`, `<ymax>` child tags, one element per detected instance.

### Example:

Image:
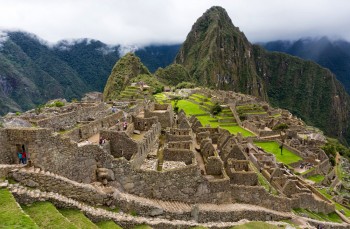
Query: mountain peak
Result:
<box><xmin>175</xmin><ymin>6</ymin><xmax>263</xmax><ymax>97</ymax></box>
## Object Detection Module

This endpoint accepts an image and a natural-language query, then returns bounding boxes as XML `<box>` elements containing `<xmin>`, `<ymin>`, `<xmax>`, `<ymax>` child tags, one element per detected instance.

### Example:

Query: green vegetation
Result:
<box><xmin>22</xmin><ymin>202</ymin><xmax>78</xmax><ymax>229</ymax></box>
<box><xmin>155</xmin><ymin>63</ymin><xmax>192</xmax><ymax>86</ymax></box>
<box><xmin>254</xmin><ymin>141</ymin><xmax>302</xmax><ymax>165</ymax></box>
<box><xmin>210</xmin><ymin>102</ymin><xmax>222</xmax><ymax>115</ymax></box>
<box><xmin>293</xmin><ymin>208</ymin><xmax>343</xmax><ymax>223</ymax></box>
<box><xmin>103</xmin><ymin>53</ymin><xmax>151</xmax><ymax>100</ymax></box>
<box><xmin>95</xmin><ymin>220</ymin><xmax>123</xmax><ymax>229</ymax></box>
<box><xmin>322</xmin><ymin>137</ymin><xmax>350</xmax><ymax>162</ymax></box>
<box><xmin>132</xmin><ymin>225</ymin><xmax>153</xmax><ymax>229</ymax></box>
<box><xmin>0</xmin><ymin>188</ymin><xmax>39</xmax><ymax>229</ymax></box>
<box><xmin>175</xmin><ymin>81</ymin><xmax>196</xmax><ymax>89</ymax></box>
<box><xmin>230</xmin><ymin>221</ymin><xmax>282</xmax><ymax>229</ymax></box>
<box><xmin>318</xmin><ymin>188</ymin><xmax>350</xmax><ymax>217</ymax></box>
<box><xmin>47</xmin><ymin>100</ymin><xmax>65</xmax><ymax>108</ymax></box>
<box><xmin>172</xmin><ymin>98</ymin><xmax>254</xmax><ymax>137</ymax></box>
<box><xmin>59</xmin><ymin>209</ymin><xmax>99</xmax><ymax>229</ymax></box>
<box><xmin>307</xmin><ymin>174</ymin><xmax>325</xmax><ymax>183</ymax></box>
<box><xmin>272</xmin><ymin>123</ymin><xmax>289</xmax><ymax>131</ymax></box>
<box><xmin>171</xmin><ymin>100</ymin><xmax>204</xmax><ymax>115</ymax></box>
<box><xmin>131</xmin><ymin>74</ymin><xmax>164</xmax><ymax>95</ymax></box>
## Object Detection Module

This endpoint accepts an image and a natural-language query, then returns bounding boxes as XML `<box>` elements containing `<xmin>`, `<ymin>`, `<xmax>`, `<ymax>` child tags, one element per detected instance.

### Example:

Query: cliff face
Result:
<box><xmin>175</xmin><ymin>6</ymin><xmax>350</xmax><ymax>143</ymax></box>
<box><xmin>175</xmin><ymin>6</ymin><xmax>266</xmax><ymax>99</ymax></box>
<box><xmin>103</xmin><ymin>53</ymin><xmax>151</xmax><ymax>101</ymax></box>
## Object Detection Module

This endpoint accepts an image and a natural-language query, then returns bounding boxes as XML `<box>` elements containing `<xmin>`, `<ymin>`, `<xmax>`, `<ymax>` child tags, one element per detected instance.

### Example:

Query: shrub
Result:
<box><xmin>15</xmin><ymin>111</ymin><xmax>21</xmax><ymax>116</ymax></box>
<box><xmin>175</xmin><ymin>82</ymin><xmax>195</xmax><ymax>89</ymax></box>
<box><xmin>210</xmin><ymin>102</ymin><xmax>222</xmax><ymax>115</ymax></box>
<box><xmin>272</xmin><ymin>123</ymin><xmax>289</xmax><ymax>131</ymax></box>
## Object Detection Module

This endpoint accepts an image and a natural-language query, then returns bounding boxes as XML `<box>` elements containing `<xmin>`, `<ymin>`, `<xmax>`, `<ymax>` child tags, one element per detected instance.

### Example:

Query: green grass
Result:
<box><xmin>59</xmin><ymin>209</ymin><xmax>99</xmax><ymax>229</ymax></box>
<box><xmin>318</xmin><ymin>188</ymin><xmax>350</xmax><ymax>217</ymax></box>
<box><xmin>174</xmin><ymin>99</ymin><xmax>254</xmax><ymax>137</ymax></box>
<box><xmin>307</xmin><ymin>175</ymin><xmax>325</xmax><ymax>183</ymax></box>
<box><xmin>230</xmin><ymin>221</ymin><xmax>282</xmax><ymax>229</ymax></box>
<box><xmin>96</xmin><ymin>220</ymin><xmax>123</xmax><ymax>229</ymax></box>
<box><xmin>254</xmin><ymin>141</ymin><xmax>302</xmax><ymax>165</ymax></box>
<box><xmin>172</xmin><ymin>100</ymin><xmax>205</xmax><ymax>115</ymax></box>
<box><xmin>293</xmin><ymin>208</ymin><xmax>343</xmax><ymax>223</ymax></box>
<box><xmin>132</xmin><ymin>225</ymin><xmax>153</xmax><ymax>229</ymax></box>
<box><xmin>0</xmin><ymin>188</ymin><xmax>39</xmax><ymax>229</ymax></box>
<box><xmin>22</xmin><ymin>202</ymin><xmax>78</xmax><ymax>229</ymax></box>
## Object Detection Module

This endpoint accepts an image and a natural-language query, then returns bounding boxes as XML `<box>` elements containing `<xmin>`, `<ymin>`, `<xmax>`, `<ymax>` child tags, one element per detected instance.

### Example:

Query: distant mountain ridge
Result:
<box><xmin>260</xmin><ymin>37</ymin><xmax>350</xmax><ymax>93</ymax></box>
<box><xmin>0</xmin><ymin>31</ymin><xmax>179</xmax><ymax>115</ymax></box>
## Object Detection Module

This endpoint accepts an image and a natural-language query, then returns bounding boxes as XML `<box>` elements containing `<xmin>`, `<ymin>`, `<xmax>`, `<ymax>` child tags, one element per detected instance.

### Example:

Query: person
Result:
<box><xmin>22</xmin><ymin>151</ymin><xmax>27</xmax><ymax>164</ymax></box>
<box><xmin>17</xmin><ymin>151</ymin><xmax>22</xmax><ymax>164</ymax></box>
<box><xmin>123</xmin><ymin>121</ymin><xmax>127</xmax><ymax>130</ymax></box>
<box><xmin>99</xmin><ymin>137</ymin><xmax>103</xmax><ymax>145</ymax></box>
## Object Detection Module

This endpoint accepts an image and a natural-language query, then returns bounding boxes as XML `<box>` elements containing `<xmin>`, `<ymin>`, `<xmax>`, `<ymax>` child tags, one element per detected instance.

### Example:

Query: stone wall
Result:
<box><xmin>205</xmin><ymin>156</ymin><xmax>224</xmax><ymax>175</ymax></box>
<box><xmin>112</xmin><ymin>159</ymin><xmax>231</xmax><ymax>204</ymax></box>
<box><xmin>100</xmin><ymin>130</ymin><xmax>138</xmax><ymax>160</ymax></box>
<box><xmin>65</xmin><ymin>112</ymin><xmax>124</xmax><ymax>142</ymax></box>
<box><xmin>231</xmin><ymin>185</ymin><xmax>291</xmax><ymax>212</ymax></box>
<box><xmin>3</xmin><ymin>128</ymin><xmax>113</xmax><ymax>183</ymax></box>
<box><xmin>144</xmin><ymin>103</ymin><xmax>173</xmax><ymax>128</ymax></box>
<box><xmin>32</xmin><ymin>103</ymin><xmax>110</xmax><ymax>131</ymax></box>
<box><xmin>0</xmin><ymin>130</ymin><xmax>11</xmax><ymax>164</ymax></box>
<box><xmin>101</xmin><ymin>122</ymin><xmax>161</xmax><ymax>165</ymax></box>
<box><xmin>167</xmin><ymin>141</ymin><xmax>192</xmax><ymax>150</ymax></box>
<box><xmin>163</xmin><ymin>148</ymin><xmax>195</xmax><ymax>165</ymax></box>
<box><xmin>132</xmin><ymin>116</ymin><xmax>158</xmax><ymax>131</ymax></box>
<box><xmin>9</xmin><ymin>168</ymin><xmax>111</xmax><ymax>206</ymax></box>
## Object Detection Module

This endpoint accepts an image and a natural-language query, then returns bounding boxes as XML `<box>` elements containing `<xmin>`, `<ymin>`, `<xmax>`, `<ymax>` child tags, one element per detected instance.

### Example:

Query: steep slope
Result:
<box><xmin>155</xmin><ymin>63</ymin><xmax>191</xmax><ymax>86</ymax></box>
<box><xmin>175</xmin><ymin>6</ymin><xmax>266</xmax><ymax>99</ymax></box>
<box><xmin>135</xmin><ymin>44</ymin><xmax>181</xmax><ymax>72</ymax></box>
<box><xmin>175</xmin><ymin>6</ymin><xmax>350</xmax><ymax>143</ymax></box>
<box><xmin>103</xmin><ymin>53</ymin><xmax>151</xmax><ymax>100</ymax></box>
<box><xmin>7</xmin><ymin>32</ymin><xmax>89</xmax><ymax>98</ymax></box>
<box><xmin>253</xmin><ymin>46</ymin><xmax>350</xmax><ymax>142</ymax></box>
<box><xmin>261</xmin><ymin>37</ymin><xmax>350</xmax><ymax>93</ymax></box>
<box><xmin>53</xmin><ymin>39</ymin><xmax>120</xmax><ymax>91</ymax></box>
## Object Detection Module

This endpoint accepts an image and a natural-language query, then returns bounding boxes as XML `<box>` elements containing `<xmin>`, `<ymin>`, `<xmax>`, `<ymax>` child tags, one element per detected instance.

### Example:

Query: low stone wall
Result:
<box><xmin>163</xmin><ymin>148</ymin><xmax>194</xmax><ymax>165</ymax></box>
<box><xmin>227</xmin><ymin>170</ymin><xmax>258</xmax><ymax>186</ymax></box>
<box><xmin>32</xmin><ymin>103</ymin><xmax>110</xmax><ymax>131</ymax></box>
<box><xmin>291</xmin><ymin>193</ymin><xmax>334</xmax><ymax>214</ymax></box>
<box><xmin>9</xmin><ymin>168</ymin><xmax>111</xmax><ymax>206</ymax></box>
<box><xmin>0</xmin><ymin>164</ymin><xmax>24</xmax><ymax>178</ymax></box>
<box><xmin>231</xmin><ymin>185</ymin><xmax>291</xmax><ymax>212</ymax></box>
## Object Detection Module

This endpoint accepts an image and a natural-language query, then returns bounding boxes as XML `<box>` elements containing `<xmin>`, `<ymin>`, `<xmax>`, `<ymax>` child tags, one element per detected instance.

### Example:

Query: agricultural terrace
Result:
<box><xmin>254</xmin><ymin>141</ymin><xmax>302</xmax><ymax>165</ymax></box>
<box><xmin>163</xmin><ymin>92</ymin><xmax>254</xmax><ymax>137</ymax></box>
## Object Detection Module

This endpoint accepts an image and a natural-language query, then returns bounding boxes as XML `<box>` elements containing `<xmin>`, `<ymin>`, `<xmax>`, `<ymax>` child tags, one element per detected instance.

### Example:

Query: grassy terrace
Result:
<box><xmin>96</xmin><ymin>221</ymin><xmax>123</xmax><ymax>229</ymax></box>
<box><xmin>318</xmin><ymin>188</ymin><xmax>350</xmax><ymax>217</ymax></box>
<box><xmin>22</xmin><ymin>202</ymin><xmax>78</xmax><ymax>229</ymax></box>
<box><xmin>254</xmin><ymin>141</ymin><xmax>302</xmax><ymax>165</ymax></box>
<box><xmin>293</xmin><ymin>208</ymin><xmax>343</xmax><ymax>223</ymax></box>
<box><xmin>172</xmin><ymin>98</ymin><xmax>254</xmax><ymax>137</ymax></box>
<box><xmin>307</xmin><ymin>174</ymin><xmax>325</xmax><ymax>183</ymax></box>
<box><xmin>59</xmin><ymin>209</ymin><xmax>99</xmax><ymax>229</ymax></box>
<box><xmin>0</xmin><ymin>188</ymin><xmax>39</xmax><ymax>229</ymax></box>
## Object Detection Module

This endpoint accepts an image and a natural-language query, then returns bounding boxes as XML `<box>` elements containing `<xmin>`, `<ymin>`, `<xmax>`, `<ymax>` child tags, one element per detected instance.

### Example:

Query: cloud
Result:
<box><xmin>0</xmin><ymin>0</ymin><xmax>349</xmax><ymax>46</ymax></box>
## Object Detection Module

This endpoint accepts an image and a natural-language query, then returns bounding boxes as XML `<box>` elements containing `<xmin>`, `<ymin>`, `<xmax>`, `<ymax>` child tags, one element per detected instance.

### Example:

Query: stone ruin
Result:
<box><xmin>0</xmin><ymin>90</ymin><xmax>348</xmax><ymax>228</ymax></box>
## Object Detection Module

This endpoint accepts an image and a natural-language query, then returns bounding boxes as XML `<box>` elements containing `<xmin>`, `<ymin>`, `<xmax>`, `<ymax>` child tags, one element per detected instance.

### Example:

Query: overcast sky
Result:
<box><xmin>0</xmin><ymin>0</ymin><xmax>349</xmax><ymax>46</ymax></box>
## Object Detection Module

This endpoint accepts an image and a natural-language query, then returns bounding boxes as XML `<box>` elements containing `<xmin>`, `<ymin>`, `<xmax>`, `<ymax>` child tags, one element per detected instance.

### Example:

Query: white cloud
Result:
<box><xmin>0</xmin><ymin>0</ymin><xmax>349</xmax><ymax>46</ymax></box>
<box><xmin>0</xmin><ymin>30</ymin><xmax>9</xmax><ymax>48</ymax></box>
